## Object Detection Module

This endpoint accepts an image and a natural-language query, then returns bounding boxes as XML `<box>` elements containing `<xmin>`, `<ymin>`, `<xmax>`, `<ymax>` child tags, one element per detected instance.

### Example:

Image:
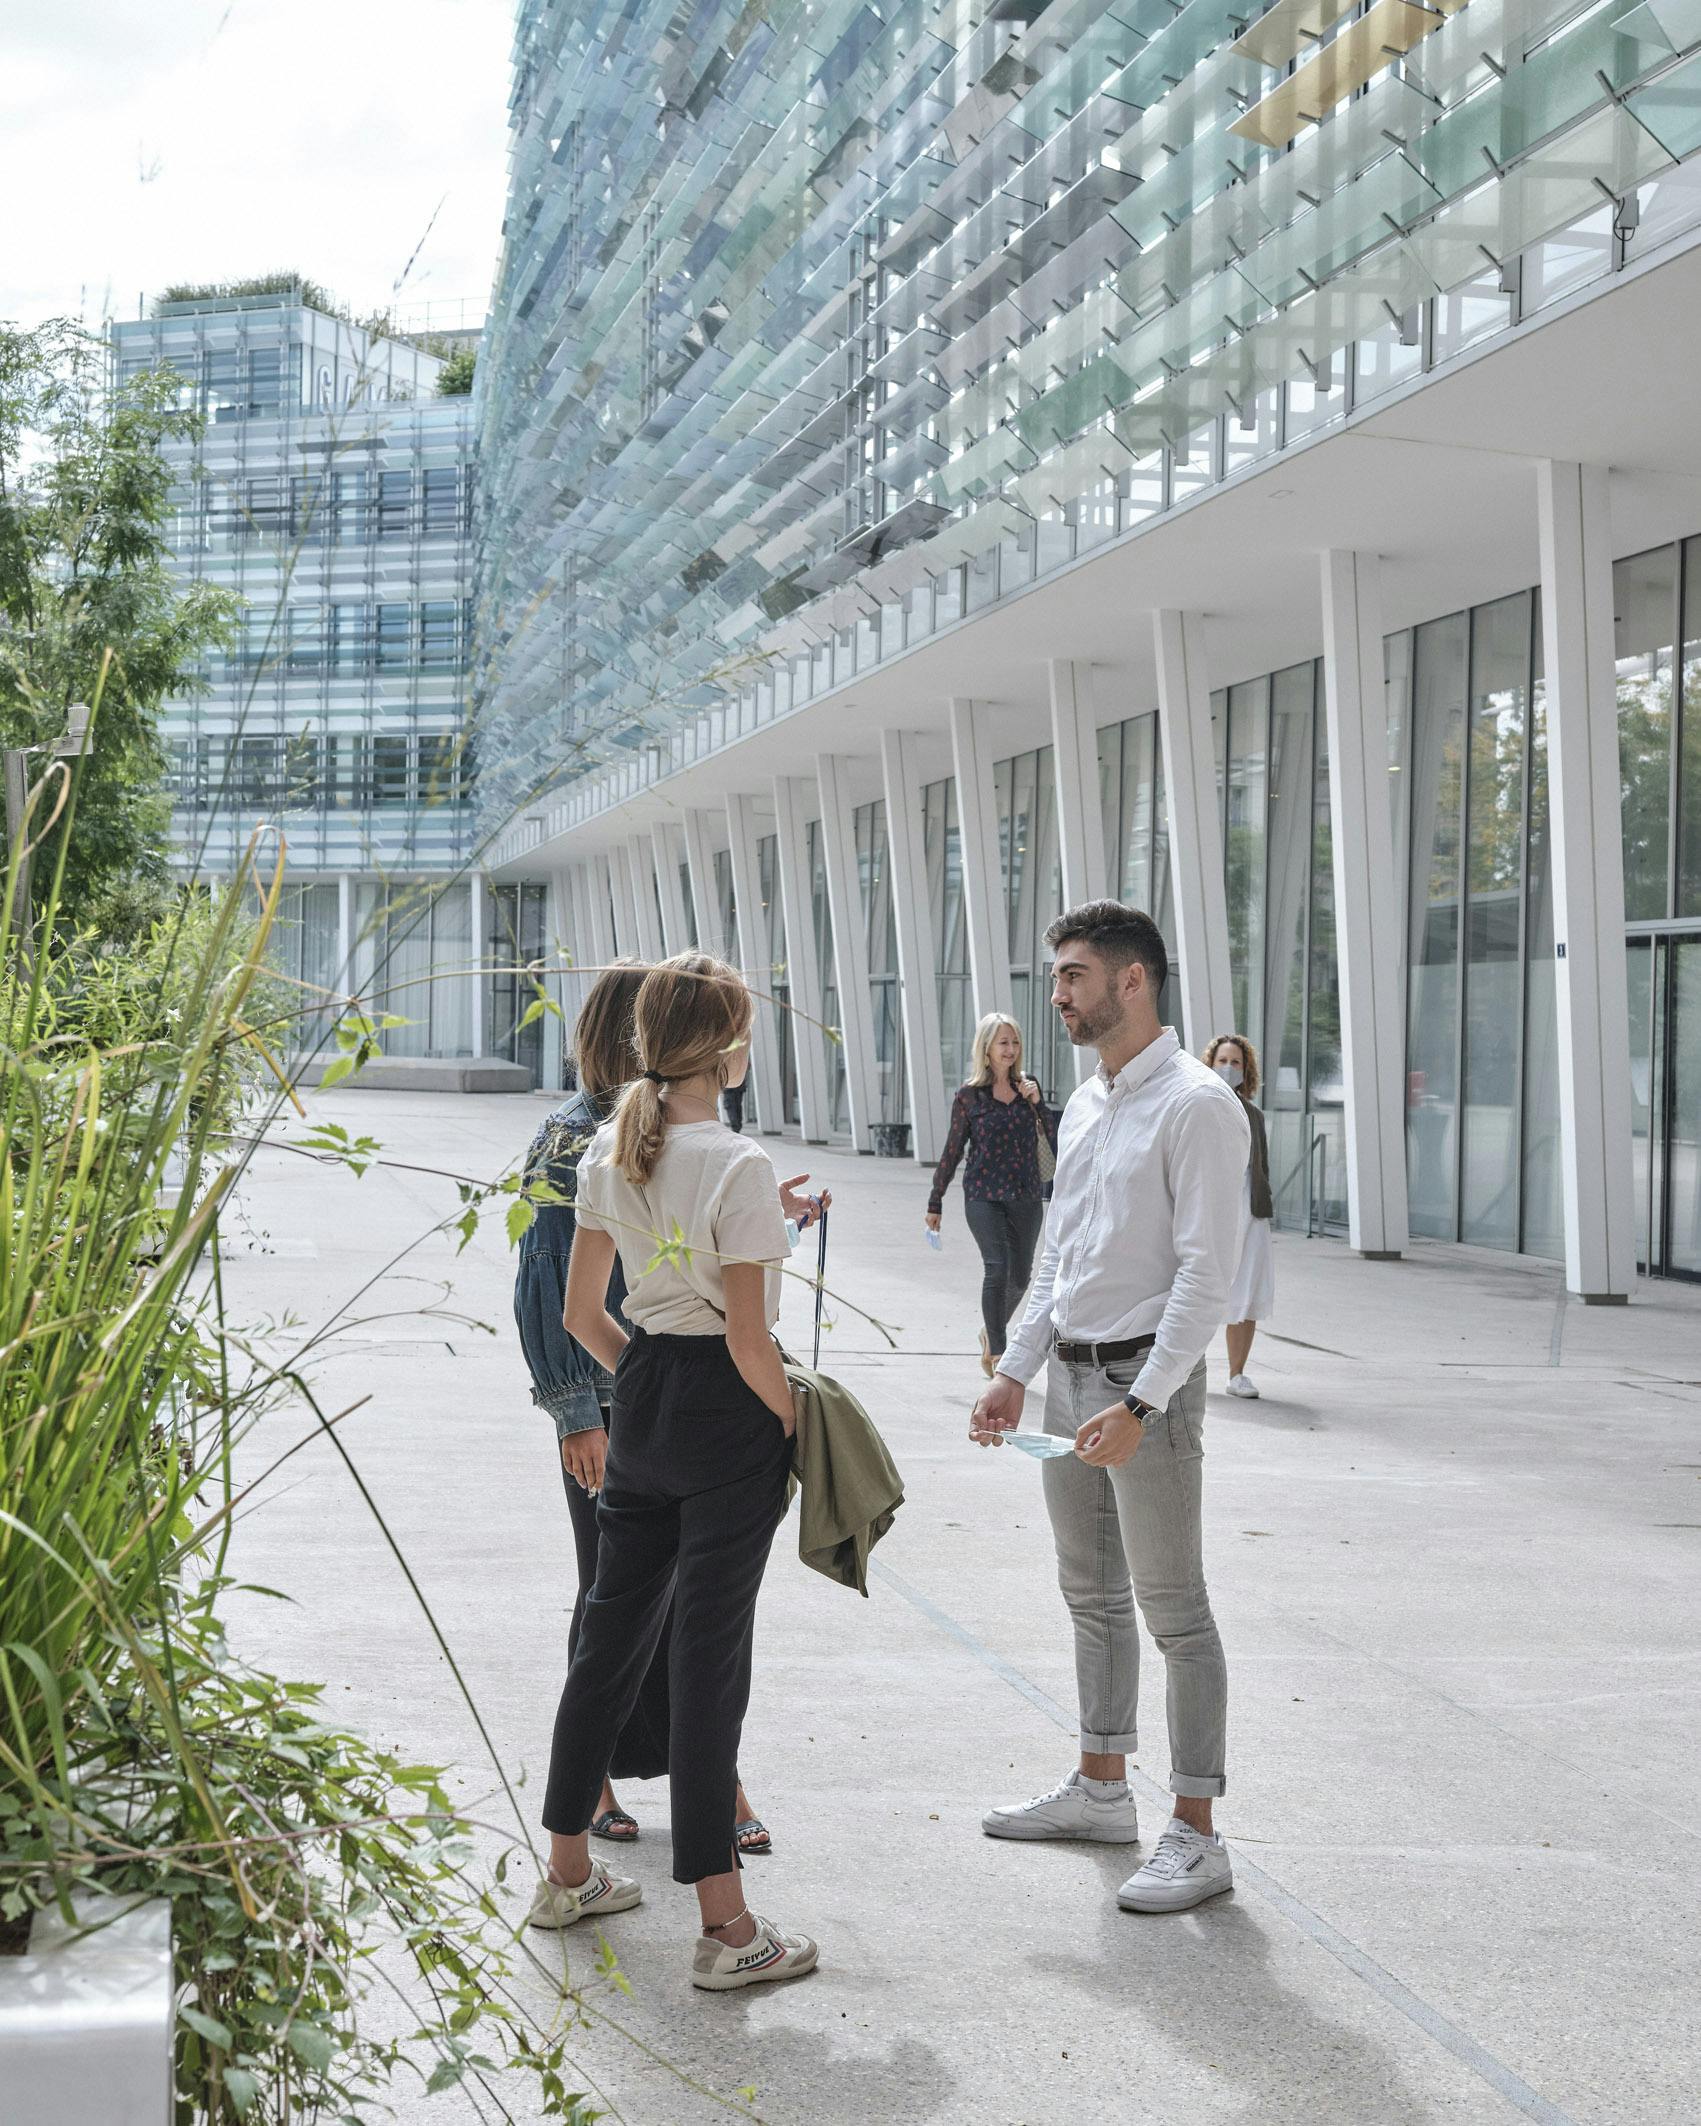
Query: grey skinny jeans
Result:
<box><xmin>1038</xmin><ymin>1352</ymin><xmax>1227</xmax><ymax>1798</ymax></box>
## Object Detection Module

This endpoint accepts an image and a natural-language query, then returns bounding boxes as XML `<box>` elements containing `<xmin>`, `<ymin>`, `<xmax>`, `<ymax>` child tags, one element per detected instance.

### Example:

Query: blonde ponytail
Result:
<box><xmin>611</xmin><ymin>954</ymin><xmax>752</xmax><ymax>1186</ymax></box>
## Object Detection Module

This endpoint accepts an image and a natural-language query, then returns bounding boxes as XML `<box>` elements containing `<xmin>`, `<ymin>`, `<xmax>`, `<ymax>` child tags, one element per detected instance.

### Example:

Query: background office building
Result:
<box><xmin>473</xmin><ymin>0</ymin><xmax>1701</xmax><ymax>1297</ymax></box>
<box><xmin>114</xmin><ymin>287</ymin><xmax>545</xmax><ymax>1072</ymax></box>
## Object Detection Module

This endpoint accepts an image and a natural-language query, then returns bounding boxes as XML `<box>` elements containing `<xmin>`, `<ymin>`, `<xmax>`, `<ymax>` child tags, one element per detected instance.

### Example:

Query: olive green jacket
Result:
<box><xmin>783</xmin><ymin>1364</ymin><xmax>905</xmax><ymax>1596</ymax></box>
<box><xmin>1247</xmin><ymin>1101</ymin><xmax>1273</xmax><ymax>1221</ymax></box>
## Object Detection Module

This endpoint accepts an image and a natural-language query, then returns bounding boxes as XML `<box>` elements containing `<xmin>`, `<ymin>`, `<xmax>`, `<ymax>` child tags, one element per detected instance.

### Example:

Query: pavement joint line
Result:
<box><xmin>868</xmin><ymin>1555</ymin><xmax>1581</xmax><ymax>2126</ymax></box>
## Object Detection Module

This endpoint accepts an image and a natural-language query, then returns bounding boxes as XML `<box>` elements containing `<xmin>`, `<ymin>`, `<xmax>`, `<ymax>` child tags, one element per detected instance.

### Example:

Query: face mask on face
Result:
<box><xmin>1214</xmin><ymin>1060</ymin><xmax>1244</xmax><ymax>1090</ymax></box>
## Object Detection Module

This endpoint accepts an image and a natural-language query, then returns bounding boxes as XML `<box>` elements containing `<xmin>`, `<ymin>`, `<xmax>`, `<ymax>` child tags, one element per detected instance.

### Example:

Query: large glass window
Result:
<box><xmin>1521</xmin><ymin>612</ymin><xmax>1565</xmax><ymax>1261</ymax></box>
<box><xmin>1406</xmin><ymin>613</ymin><xmax>1468</xmax><ymax>1239</ymax></box>
<box><xmin>855</xmin><ymin>799</ymin><xmax>907</xmax><ymax>1124</ymax></box>
<box><xmin>1680</xmin><ymin>537</ymin><xmax>1701</xmax><ymax>918</ymax></box>
<box><xmin>1265</xmin><ymin>663</ymin><xmax>1315</xmax><ymax>1226</ymax></box>
<box><xmin>1225</xmin><ymin>680</ymin><xmax>1268</xmax><ymax>1046</ymax></box>
<box><xmin>1459</xmin><ymin>593</ymin><xmax>1531</xmax><ymax>1251</ymax></box>
<box><xmin>807</xmin><ymin>819</ymin><xmax>847</xmax><ymax>1134</ymax></box>
<box><xmin>757</xmin><ymin>833</ymin><xmax>798</xmax><ymax>1127</ymax></box>
<box><xmin>1616</xmin><ymin>546</ymin><xmax>1677</xmax><ymax>922</ymax></box>
<box><xmin>995</xmin><ymin>747</ymin><xmax>1066</xmax><ymax>1102</ymax></box>
<box><xmin>925</xmin><ymin>778</ymin><xmax>972</xmax><ymax>1092</ymax></box>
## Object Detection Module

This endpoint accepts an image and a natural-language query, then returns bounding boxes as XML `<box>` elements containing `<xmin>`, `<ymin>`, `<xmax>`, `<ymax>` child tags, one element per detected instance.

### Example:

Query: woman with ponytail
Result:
<box><xmin>528</xmin><ymin>954</ymin><xmax>819</xmax><ymax>1993</ymax></box>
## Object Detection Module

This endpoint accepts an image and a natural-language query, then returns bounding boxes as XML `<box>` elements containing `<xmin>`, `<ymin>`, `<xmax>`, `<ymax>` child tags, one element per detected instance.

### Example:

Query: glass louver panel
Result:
<box><xmin>1232</xmin><ymin>0</ymin><xmax>1468</xmax><ymax>150</ymax></box>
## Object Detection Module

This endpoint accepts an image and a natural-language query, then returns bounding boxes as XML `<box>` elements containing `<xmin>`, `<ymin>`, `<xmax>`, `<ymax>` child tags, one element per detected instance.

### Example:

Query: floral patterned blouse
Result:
<box><xmin>928</xmin><ymin>1082</ymin><xmax>1059</xmax><ymax>1213</ymax></box>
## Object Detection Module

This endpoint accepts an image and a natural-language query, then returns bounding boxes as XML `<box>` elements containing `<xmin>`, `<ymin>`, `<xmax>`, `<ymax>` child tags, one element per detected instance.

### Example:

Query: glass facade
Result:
<box><xmin>855</xmin><ymin>799</ymin><xmax>907</xmax><ymax>1125</ymax></box>
<box><xmin>925</xmin><ymin>779</ymin><xmax>973</xmax><ymax>1094</ymax></box>
<box><xmin>994</xmin><ymin>748</ymin><xmax>1067</xmax><ymax>1104</ymax></box>
<box><xmin>477</xmin><ymin>0</ymin><xmax>1701</xmax><ymax>857</ymax></box>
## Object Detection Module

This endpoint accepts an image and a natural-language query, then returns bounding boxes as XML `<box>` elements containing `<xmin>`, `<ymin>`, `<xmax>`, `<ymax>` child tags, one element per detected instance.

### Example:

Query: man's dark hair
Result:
<box><xmin>1044</xmin><ymin>899</ymin><xmax>1169</xmax><ymax>996</ymax></box>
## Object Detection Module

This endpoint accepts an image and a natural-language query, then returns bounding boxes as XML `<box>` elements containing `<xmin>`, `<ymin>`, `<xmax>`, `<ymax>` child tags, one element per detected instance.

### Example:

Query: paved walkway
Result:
<box><xmin>219</xmin><ymin>1090</ymin><xmax>1701</xmax><ymax>2126</ymax></box>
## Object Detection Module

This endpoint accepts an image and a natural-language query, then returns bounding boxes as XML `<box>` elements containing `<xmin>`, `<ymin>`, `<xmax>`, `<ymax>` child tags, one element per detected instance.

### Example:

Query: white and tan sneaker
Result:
<box><xmin>525</xmin><ymin>1858</ymin><xmax>642</xmax><ymax>1931</ymax></box>
<box><xmin>1118</xmin><ymin>1818</ymin><xmax>1233</xmax><ymax>1912</ymax></box>
<box><xmin>691</xmin><ymin>1912</ymin><xmax>819</xmax><ymax>1992</ymax></box>
<box><xmin>982</xmin><ymin>1768</ymin><xmax>1140</xmax><ymax>1844</ymax></box>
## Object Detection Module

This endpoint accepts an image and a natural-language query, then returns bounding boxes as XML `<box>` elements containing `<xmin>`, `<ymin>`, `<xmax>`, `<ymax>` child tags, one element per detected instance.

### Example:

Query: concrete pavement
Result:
<box><xmin>216</xmin><ymin>1089</ymin><xmax>1701</xmax><ymax>2126</ymax></box>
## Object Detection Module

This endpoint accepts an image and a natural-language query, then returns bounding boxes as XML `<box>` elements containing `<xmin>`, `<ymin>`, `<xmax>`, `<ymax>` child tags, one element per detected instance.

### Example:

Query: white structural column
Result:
<box><xmin>1320</xmin><ymin>553</ymin><xmax>1410</xmax><ymax>1258</ymax></box>
<box><xmin>625</xmin><ymin>834</ymin><xmax>663</xmax><ymax>959</ymax></box>
<box><xmin>772</xmin><ymin>775</ymin><xmax>831</xmax><ymax>1141</ymax></box>
<box><xmin>580</xmin><ymin>853</ymin><xmax>616</xmax><ymax>973</ymax></box>
<box><xmin>816</xmin><ymin>753</ymin><xmax>879</xmax><ymax>1152</ymax></box>
<box><xmin>336</xmin><ymin>872</ymin><xmax>356</xmax><ymax>1000</ymax></box>
<box><xmin>468</xmin><ymin>868</ymin><xmax>488</xmax><ymax>1057</ymax></box>
<box><xmin>1537</xmin><ymin>460</ymin><xmax>1637</xmax><ymax>1301</ymax></box>
<box><xmin>607</xmin><ymin>843</ymin><xmax>640</xmax><ymax>958</ymax></box>
<box><xmin>949</xmin><ymin>697</ymin><xmax>1012</xmax><ymax>1021</ymax></box>
<box><xmin>1152</xmin><ymin>611</ymin><xmax>1235</xmax><ymax>1050</ymax></box>
<box><xmin>651</xmin><ymin>820</ymin><xmax>690</xmax><ymax>953</ymax></box>
<box><xmin>1048</xmin><ymin>660</ymin><xmax>1109</xmax><ymax>907</ymax></box>
<box><xmin>725</xmin><ymin>792</ymin><xmax>786</xmax><ymax>1133</ymax></box>
<box><xmin>880</xmin><ymin>728</ymin><xmax>950</xmax><ymax>1162</ymax></box>
<box><xmin>681</xmin><ymin>808</ymin><xmax>725</xmax><ymax>957</ymax></box>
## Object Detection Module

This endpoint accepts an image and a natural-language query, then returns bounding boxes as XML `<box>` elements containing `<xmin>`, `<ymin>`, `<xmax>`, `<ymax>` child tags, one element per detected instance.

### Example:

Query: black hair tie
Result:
<box><xmin>641</xmin><ymin>1068</ymin><xmax>666</xmax><ymax>1085</ymax></box>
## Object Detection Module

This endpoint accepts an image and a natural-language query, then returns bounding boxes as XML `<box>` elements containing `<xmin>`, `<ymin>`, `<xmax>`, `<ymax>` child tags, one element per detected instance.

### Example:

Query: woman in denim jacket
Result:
<box><xmin>515</xmin><ymin>963</ymin><xmax>825</xmax><ymax>1850</ymax></box>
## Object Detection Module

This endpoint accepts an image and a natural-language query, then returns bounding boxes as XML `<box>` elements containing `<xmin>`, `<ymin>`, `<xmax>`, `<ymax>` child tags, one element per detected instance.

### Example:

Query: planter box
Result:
<box><xmin>0</xmin><ymin>1894</ymin><xmax>172</xmax><ymax>2125</ymax></box>
<box><xmin>871</xmin><ymin>1122</ymin><xmax>913</xmax><ymax>1158</ymax></box>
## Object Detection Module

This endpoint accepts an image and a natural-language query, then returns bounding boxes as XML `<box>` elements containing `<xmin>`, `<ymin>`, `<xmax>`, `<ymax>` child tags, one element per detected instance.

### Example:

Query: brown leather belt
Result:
<box><xmin>1053</xmin><ymin>1333</ymin><xmax>1155</xmax><ymax>1368</ymax></box>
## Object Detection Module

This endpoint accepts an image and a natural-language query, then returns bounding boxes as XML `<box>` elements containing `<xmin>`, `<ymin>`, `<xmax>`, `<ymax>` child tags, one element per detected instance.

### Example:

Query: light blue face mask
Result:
<box><xmin>1214</xmin><ymin>1060</ymin><xmax>1244</xmax><ymax>1090</ymax></box>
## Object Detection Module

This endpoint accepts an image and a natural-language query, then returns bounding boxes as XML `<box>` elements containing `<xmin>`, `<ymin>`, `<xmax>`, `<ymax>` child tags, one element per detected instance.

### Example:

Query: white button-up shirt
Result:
<box><xmin>998</xmin><ymin>1027</ymin><xmax>1251</xmax><ymax>1412</ymax></box>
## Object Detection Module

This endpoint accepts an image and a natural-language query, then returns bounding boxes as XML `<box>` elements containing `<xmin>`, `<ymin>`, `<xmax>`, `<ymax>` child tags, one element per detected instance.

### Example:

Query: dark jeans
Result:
<box><xmin>561</xmin><ymin>1408</ymin><xmax>670</xmax><ymax>1782</ymax></box>
<box><xmin>542</xmin><ymin>1329</ymin><xmax>791</xmax><ymax>1883</ymax></box>
<box><xmin>963</xmin><ymin>1195</ymin><xmax>1046</xmax><ymax>1357</ymax></box>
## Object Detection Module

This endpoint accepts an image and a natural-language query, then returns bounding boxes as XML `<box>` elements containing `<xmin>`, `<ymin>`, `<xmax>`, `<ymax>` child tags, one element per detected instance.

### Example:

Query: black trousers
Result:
<box><xmin>561</xmin><ymin>1410</ymin><xmax>671</xmax><ymax>1782</ymax></box>
<box><xmin>963</xmin><ymin>1196</ymin><xmax>1046</xmax><ymax>1356</ymax></box>
<box><xmin>542</xmin><ymin>1329</ymin><xmax>791</xmax><ymax>1883</ymax></box>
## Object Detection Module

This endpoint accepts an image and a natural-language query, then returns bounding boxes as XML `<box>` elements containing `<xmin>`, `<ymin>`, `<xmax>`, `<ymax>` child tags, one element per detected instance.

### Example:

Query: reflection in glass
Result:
<box><xmin>855</xmin><ymin>799</ymin><xmax>907</xmax><ymax>1125</ymax></box>
<box><xmin>1406</xmin><ymin>612</ymin><xmax>1467</xmax><ymax>1239</ymax></box>
<box><xmin>1671</xmin><ymin>942</ymin><xmax>1701</xmax><ymax>1275</ymax></box>
<box><xmin>1626</xmin><ymin>938</ymin><xmax>1657</xmax><ymax>1269</ymax></box>
<box><xmin>1226</xmin><ymin>680</ymin><xmax>1269</xmax><ymax>1045</ymax></box>
<box><xmin>1679</xmin><ymin>537</ymin><xmax>1701</xmax><ymax>917</ymax></box>
<box><xmin>1460</xmin><ymin>594</ymin><xmax>1529</xmax><ymax>1251</ymax></box>
<box><xmin>808</xmin><ymin>819</ymin><xmax>847</xmax><ymax>1134</ymax></box>
<box><xmin>926</xmin><ymin>778</ymin><xmax>973</xmax><ymax>1092</ymax></box>
<box><xmin>1521</xmin><ymin>622</ymin><xmax>1564</xmax><ymax>1261</ymax></box>
<box><xmin>1615</xmin><ymin>545</ymin><xmax>1677</xmax><ymax>921</ymax></box>
<box><xmin>1265</xmin><ymin>663</ymin><xmax>1314</xmax><ymax>1228</ymax></box>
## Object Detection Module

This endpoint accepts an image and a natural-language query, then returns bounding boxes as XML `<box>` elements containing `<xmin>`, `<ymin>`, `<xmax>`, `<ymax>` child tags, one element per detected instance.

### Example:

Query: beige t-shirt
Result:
<box><xmin>574</xmin><ymin>1120</ymin><xmax>787</xmax><ymax>1335</ymax></box>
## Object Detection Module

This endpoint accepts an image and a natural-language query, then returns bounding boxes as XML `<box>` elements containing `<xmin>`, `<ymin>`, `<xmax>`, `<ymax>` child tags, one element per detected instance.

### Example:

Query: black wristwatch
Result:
<box><xmin>1121</xmin><ymin>1390</ymin><xmax>1158</xmax><ymax>1423</ymax></box>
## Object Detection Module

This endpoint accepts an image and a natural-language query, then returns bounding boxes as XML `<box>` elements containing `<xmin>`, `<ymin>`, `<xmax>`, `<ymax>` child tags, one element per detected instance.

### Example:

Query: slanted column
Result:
<box><xmin>652</xmin><ymin>821</ymin><xmax>690</xmax><ymax>953</ymax></box>
<box><xmin>816</xmin><ymin>753</ymin><xmax>879</xmax><ymax>1152</ymax></box>
<box><xmin>580</xmin><ymin>853</ymin><xmax>616</xmax><ymax>973</ymax></box>
<box><xmin>681</xmin><ymin>808</ymin><xmax>725</xmax><ymax>957</ymax></box>
<box><xmin>1537</xmin><ymin>460</ymin><xmax>1637</xmax><ymax>1302</ymax></box>
<box><xmin>1048</xmin><ymin>660</ymin><xmax>1109</xmax><ymax>908</ymax></box>
<box><xmin>1320</xmin><ymin>552</ymin><xmax>1409</xmax><ymax>1258</ymax></box>
<box><xmin>607</xmin><ymin>843</ymin><xmax>640</xmax><ymax>958</ymax></box>
<box><xmin>880</xmin><ymin>729</ymin><xmax>950</xmax><ymax>1163</ymax></box>
<box><xmin>625</xmin><ymin>834</ymin><xmax>663</xmax><ymax>959</ymax></box>
<box><xmin>469</xmin><ymin>869</ymin><xmax>488</xmax><ymax>1058</ymax></box>
<box><xmin>772</xmin><ymin>775</ymin><xmax>831</xmax><ymax>1142</ymax></box>
<box><xmin>1152</xmin><ymin>610</ymin><xmax>1234</xmax><ymax>1051</ymax></box>
<box><xmin>949</xmin><ymin>697</ymin><xmax>1012</xmax><ymax>1021</ymax></box>
<box><xmin>725</xmin><ymin>792</ymin><xmax>785</xmax><ymax>1133</ymax></box>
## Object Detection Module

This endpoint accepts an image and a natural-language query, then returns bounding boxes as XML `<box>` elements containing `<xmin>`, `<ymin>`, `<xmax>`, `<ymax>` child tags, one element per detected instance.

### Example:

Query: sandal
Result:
<box><xmin>734</xmin><ymin>1817</ymin><xmax>772</xmax><ymax>1856</ymax></box>
<box><xmin>590</xmin><ymin>1808</ymin><xmax>639</xmax><ymax>1843</ymax></box>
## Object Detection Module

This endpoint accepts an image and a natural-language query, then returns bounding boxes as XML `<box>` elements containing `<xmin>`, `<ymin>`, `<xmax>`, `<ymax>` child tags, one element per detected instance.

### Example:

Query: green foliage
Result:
<box><xmin>0</xmin><ymin>819</ymin><xmax>596</xmax><ymax>2123</ymax></box>
<box><xmin>435</xmin><ymin>348</ymin><xmax>477</xmax><ymax>397</ymax></box>
<box><xmin>155</xmin><ymin>275</ymin><xmax>340</xmax><ymax>318</ymax></box>
<box><xmin>0</xmin><ymin>321</ymin><xmax>241</xmax><ymax>935</ymax></box>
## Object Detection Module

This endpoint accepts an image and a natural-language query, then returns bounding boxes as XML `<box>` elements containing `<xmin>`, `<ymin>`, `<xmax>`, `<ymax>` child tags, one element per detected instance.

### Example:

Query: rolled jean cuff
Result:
<box><xmin>1170</xmin><ymin>1772</ymin><xmax>1227</xmax><ymax>1799</ymax></box>
<box><xmin>1080</xmin><ymin>1728</ymin><xmax>1139</xmax><ymax>1755</ymax></box>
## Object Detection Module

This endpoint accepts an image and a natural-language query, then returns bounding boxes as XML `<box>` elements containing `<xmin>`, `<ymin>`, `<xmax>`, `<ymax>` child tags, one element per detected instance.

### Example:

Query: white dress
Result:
<box><xmin>1227</xmin><ymin>1165</ymin><xmax>1275</xmax><ymax>1323</ymax></box>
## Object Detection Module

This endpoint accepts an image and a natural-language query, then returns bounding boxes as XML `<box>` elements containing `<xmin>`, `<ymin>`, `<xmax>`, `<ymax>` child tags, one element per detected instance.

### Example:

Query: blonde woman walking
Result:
<box><xmin>1203</xmin><ymin>1033</ymin><xmax>1274</xmax><ymax>1398</ymax></box>
<box><xmin>529</xmin><ymin>954</ymin><xmax>818</xmax><ymax>1993</ymax></box>
<box><xmin>927</xmin><ymin>1012</ymin><xmax>1057</xmax><ymax>1377</ymax></box>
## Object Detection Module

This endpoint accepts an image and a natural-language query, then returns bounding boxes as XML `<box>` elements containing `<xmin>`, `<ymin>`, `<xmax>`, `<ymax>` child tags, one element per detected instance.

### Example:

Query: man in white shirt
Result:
<box><xmin>970</xmin><ymin>900</ymin><xmax>1249</xmax><ymax>1913</ymax></box>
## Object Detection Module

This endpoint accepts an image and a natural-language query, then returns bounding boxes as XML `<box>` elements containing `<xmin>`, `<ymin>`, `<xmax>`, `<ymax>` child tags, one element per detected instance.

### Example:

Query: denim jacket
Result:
<box><xmin>513</xmin><ymin>1089</ymin><xmax>628</xmax><ymax>1438</ymax></box>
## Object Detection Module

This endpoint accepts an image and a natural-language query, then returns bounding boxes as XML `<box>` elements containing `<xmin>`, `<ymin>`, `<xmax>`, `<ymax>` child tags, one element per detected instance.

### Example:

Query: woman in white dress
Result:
<box><xmin>1203</xmin><ymin>1033</ymin><xmax>1274</xmax><ymax>1399</ymax></box>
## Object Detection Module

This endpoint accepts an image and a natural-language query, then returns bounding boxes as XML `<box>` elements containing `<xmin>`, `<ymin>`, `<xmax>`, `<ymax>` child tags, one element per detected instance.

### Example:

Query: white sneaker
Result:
<box><xmin>982</xmin><ymin>1768</ymin><xmax>1140</xmax><ymax>1844</ymax></box>
<box><xmin>525</xmin><ymin>1857</ymin><xmax>642</xmax><ymax>1930</ymax></box>
<box><xmin>1226</xmin><ymin>1372</ymin><xmax>1259</xmax><ymax>1398</ymax></box>
<box><xmin>691</xmin><ymin>1912</ymin><xmax>819</xmax><ymax>1992</ymax></box>
<box><xmin>1118</xmin><ymin>1817</ymin><xmax>1233</xmax><ymax>1912</ymax></box>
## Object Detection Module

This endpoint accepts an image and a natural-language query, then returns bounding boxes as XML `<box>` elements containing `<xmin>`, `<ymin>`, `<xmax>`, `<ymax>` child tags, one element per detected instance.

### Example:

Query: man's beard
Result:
<box><xmin>1064</xmin><ymin>992</ymin><xmax>1125</xmax><ymax>1046</ymax></box>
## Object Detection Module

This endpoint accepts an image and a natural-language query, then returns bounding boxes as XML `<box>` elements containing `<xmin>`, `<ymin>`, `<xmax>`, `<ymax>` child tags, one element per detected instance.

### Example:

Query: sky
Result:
<box><xmin>0</xmin><ymin>0</ymin><xmax>514</xmax><ymax>334</ymax></box>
